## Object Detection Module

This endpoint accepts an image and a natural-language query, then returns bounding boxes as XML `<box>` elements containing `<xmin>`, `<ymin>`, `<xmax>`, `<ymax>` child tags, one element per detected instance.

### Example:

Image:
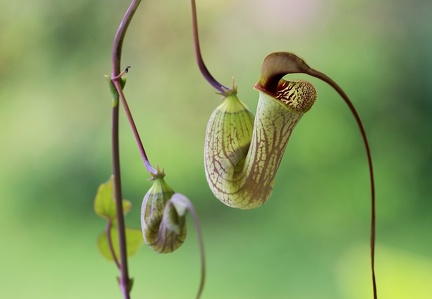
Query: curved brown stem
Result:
<box><xmin>259</xmin><ymin>52</ymin><xmax>377</xmax><ymax>299</ymax></box>
<box><xmin>170</xmin><ymin>194</ymin><xmax>206</xmax><ymax>299</ymax></box>
<box><xmin>308</xmin><ymin>67</ymin><xmax>377</xmax><ymax>299</ymax></box>
<box><xmin>115</xmin><ymin>82</ymin><xmax>157</xmax><ymax>175</ymax></box>
<box><xmin>190</xmin><ymin>0</ymin><xmax>229</xmax><ymax>93</ymax></box>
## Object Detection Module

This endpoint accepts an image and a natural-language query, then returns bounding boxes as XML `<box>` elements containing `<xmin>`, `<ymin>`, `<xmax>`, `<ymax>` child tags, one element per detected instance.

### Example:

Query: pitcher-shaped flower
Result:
<box><xmin>204</xmin><ymin>80</ymin><xmax>316</xmax><ymax>209</ymax></box>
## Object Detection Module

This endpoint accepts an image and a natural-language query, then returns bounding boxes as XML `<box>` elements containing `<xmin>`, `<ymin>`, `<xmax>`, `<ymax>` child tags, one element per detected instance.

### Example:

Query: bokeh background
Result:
<box><xmin>1</xmin><ymin>0</ymin><xmax>431</xmax><ymax>298</ymax></box>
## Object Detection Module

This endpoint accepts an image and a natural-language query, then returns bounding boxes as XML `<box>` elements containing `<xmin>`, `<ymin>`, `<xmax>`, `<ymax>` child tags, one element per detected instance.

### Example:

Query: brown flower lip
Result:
<box><xmin>254</xmin><ymin>79</ymin><xmax>317</xmax><ymax>113</ymax></box>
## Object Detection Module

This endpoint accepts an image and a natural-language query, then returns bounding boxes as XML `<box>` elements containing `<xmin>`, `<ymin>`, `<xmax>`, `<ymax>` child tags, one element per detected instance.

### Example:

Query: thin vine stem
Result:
<box><xmin>110</xmin><ymin>0</ymin><xmax>142</xmax><ymax>298</ymax></box>
<box><xmin>169</xmin><ymin>194</ymin><xmax>206</xmax><ymax>299</ymax></box>
<box><xmin>188</xmin><ymin>205</ymin><xmax>206</xmax><ymax>299</ymax></box>
<box><xmin>258</xmin><ymin>52</ymin><xmax>377</xmax><ymax>298</ymax></box>
<box><xmin>106</xmin><ymin>220</ymin><xmax>121</xmax><ymax>269</ymax></box>
<box><xmin>190</xmin><ymin>0</ymin><xmax>229</xmax><ymax>93</ymax></box>
<box><xmin>111</xmin><ymin>98</ymin><xmax>130</xmax><ymax>299</ymax></box>
<box><xmin>306</xmin><ymin>69</ymin><xmax>378</xmax><ymax>299</ymax></box>
<box><xmin>115</xmin><ymin>82</ymin><xmax>157</xmax><ymax>175</ymax></box>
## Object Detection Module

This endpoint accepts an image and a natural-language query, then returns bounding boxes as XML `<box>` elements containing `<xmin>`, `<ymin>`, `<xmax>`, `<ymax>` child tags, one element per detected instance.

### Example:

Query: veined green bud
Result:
<box><xmin>141</xmin><ymin>170</ymin><xmax>186</xmax><ymax>253</ymax></box>
<box><xmin>204</xmin><ymin>58</ymin><xmax>317</xmax><ymax>209</ymax></box>
<box><xmin>141</xmin><ymin>169</ymin><xmax>206</xmax><ymax>297</ymax></box>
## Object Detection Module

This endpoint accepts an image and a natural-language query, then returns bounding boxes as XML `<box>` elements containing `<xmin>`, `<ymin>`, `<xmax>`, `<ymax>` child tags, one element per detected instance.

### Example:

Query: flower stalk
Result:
<box><xmin>190</xmin><ymin>0</ymin><xmax>229</xmax><ymax>94</ymax></box>
<box><xmin>258</xmin><ymin>52</ymin><xmax>377</xmax><ymax>298</ymax></box>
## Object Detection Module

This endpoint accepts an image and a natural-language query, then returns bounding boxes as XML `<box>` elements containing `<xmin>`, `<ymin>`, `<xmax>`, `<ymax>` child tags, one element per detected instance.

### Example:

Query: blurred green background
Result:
<box><xmin>1</xmin><ymin>0</ymin><xmax>431</xmax><ymax>298</ymax></box>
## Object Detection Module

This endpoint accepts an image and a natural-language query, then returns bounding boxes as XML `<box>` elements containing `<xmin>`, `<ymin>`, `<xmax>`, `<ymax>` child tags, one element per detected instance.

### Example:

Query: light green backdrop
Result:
<box><xmin>1</xmin><ymin>0</ymin><xmax>431</xmax><ymax>298</ymax></box>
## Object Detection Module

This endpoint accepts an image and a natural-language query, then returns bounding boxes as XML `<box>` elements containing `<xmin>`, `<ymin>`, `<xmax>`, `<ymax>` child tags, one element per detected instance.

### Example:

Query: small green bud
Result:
<box><xmin>141</xmin><ymin>171</ymin><xmax>187</xmax><ymax>253</ymax></box>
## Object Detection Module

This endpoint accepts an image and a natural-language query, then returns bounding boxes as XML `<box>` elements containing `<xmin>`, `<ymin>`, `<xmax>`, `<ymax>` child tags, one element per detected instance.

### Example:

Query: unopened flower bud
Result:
<box><xmin>141</xmin><ymin>170</ymin><xmax>186</xmax><ymax>253</ymax></box>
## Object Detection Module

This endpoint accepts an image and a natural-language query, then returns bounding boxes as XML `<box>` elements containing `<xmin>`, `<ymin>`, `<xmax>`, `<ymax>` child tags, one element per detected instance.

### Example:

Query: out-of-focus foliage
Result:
<box><xmin>94</xmin><ymin>176</ymin><xmax>132</xmax><ymax>220</ymax></box>
<box><xmin>97</xmin><ymin>227</ymin><xmax>143</xmax><ymax>261</ymax></box>
<box><xmin>0</xmin><ymin>0</ymin><xmax>430</xmax><ymax>298</ymax></box>
<box><xmin>94</xmin><ymin>176</ymin><xmax>143</xmax><ymax>260</ymax></box>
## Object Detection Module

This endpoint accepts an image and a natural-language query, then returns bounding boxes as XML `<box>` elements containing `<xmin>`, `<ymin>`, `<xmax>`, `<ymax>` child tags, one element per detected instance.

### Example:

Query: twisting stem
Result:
<box><xmin>116</xmin><ymin>82</ymin><xmax>157</xmax><ymax>175</ymax></box>
<box><xmin>190</xmin><ymin>0</ymin><xmax>229</xmax><ymax>93</ymax></box>
<box><xmin>110</xmin><ymin>0</ymin><xmax>142</xmax><ymax>298</ymax></box>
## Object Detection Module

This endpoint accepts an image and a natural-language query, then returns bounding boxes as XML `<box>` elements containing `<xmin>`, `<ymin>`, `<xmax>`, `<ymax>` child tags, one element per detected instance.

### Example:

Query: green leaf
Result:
<box><xmin>97</xmin><ymin>226</ymin><xmax>143</xmax><ymax>261</ymax></box>
<box><xmin>105</xmin><ymin>75</ymin><xmax>127</xmax><ymax>107</ymax></box>
<box><xmin>94</xmin><ymin>176</ymin><xmax>132</xmax><ymax>220</ymax></box>
<box><xmin>116</xmin><ymin>277</ymin><xmax>134</xmax><ymax>293</ymax></box>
